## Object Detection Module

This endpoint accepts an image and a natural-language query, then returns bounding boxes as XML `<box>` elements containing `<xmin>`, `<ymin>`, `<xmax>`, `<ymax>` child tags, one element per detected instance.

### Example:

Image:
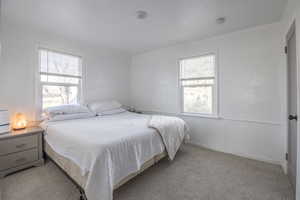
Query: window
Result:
<box><xmin>179</xmin><ymin>54</ymin><xmax>217</xmax><ymax>116</ymax></box>
<box><xmin>39</xmin><ymin>49</ymin><xmax>82</xmax><ymax>109</ymax></box>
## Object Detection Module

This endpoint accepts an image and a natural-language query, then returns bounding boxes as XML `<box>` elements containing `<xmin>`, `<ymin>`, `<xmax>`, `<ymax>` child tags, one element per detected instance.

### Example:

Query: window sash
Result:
<box><xmin>179</xmin><ymin>54</ymin><xmax>217</xmax><ymax>116</ymax></box>
<box><xmin>40</xmin><ymin>72</ymin><xmax>82</xmax><ymax>79</ymax></box>
<box><xmin>41</xmin><ymin>83</ymin><xmax>80</xmax><ymax>109</ymax></box>
<box><xmin>180</xmin><ymin>77</ymin><xmax>214</xmax><ymax>85</ymax></box>
<box><xmin>40</xmin><ymin>82</ymin><xmax>80</xmax><ymax>87</ymax></box>
<box><xmin>38</xmin><ymin>48</ymin><xmax>83</xmax><ymax>111</ymax></box>
<box><xmin>39</xmin><ymin>48</ymin><xmax>82</xmax><ymax>77</ymax></box>
<box><xmin>182</xmin><ymin>84</ymin><xmax>214</xmax><ymax>87</ymax></box>
<box><xmin>181</xmin><ymin>84</ymin><xmax>215</xmax><ymax>115</ymax></box>
<box><xmin>179</xmin><ymin>54</ymin><xmax>215</xmax><ymax>79</ymax></box>
<box><xmin>179</xmin><ymin>76</ymin><xmax>215</xmax><ymax>81</ymax></box>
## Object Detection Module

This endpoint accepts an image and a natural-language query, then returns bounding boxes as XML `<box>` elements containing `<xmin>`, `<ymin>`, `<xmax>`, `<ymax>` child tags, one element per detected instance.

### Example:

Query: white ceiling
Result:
<box><xmin>2</xmin><ymin>0</ymin><xmax>287</xmax><ymax>54</ymax></box>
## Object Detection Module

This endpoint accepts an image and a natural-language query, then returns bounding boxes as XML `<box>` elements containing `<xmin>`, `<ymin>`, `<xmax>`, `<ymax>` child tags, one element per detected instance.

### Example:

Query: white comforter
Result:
<box><xmin>41</xmin><ymin>112</ymin><xmax>187</xmax><ymax>200</ymax></box>
<box><xmin>148</xmin><ymin>115</ymin><xmax>189</xmax><ymax>160</ymax></box>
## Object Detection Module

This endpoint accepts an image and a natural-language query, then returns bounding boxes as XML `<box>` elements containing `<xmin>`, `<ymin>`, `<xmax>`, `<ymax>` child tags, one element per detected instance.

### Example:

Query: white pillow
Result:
<box><xmin>88</xmin><ymin>100</ymin><xmax>122</xmax><ymax>114</ymax></box>
<box><xmin>48</xmin><ymin>112</ymin><xmax>95</xmax><ymax>122</ymax></box>
<box><xmin>44</xmin><ymin>105</ymin><xmax>91</xmax><ymax>118</ymax></box>
<box><xmin>99</xmin><ymin>108</ymin><xmax>127</xmax><ymax>116</ymax></box>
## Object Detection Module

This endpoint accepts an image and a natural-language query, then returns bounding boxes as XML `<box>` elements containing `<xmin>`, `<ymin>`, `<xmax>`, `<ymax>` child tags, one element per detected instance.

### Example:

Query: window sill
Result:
<box><xmin>180</xmin><ymin>113</ymin><xmax>221</xmax><ymax>119</ymax></box>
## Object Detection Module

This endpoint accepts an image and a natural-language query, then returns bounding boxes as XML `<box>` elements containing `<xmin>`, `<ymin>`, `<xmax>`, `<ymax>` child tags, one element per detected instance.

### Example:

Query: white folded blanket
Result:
<box><xmin>148</xmin><ymin>115</ymin><xmax>189</xmax><ymax>160</ymax></box>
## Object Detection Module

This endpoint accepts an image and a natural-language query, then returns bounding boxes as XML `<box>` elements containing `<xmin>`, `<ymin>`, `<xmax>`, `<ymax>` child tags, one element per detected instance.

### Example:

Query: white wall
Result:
<box><xmin>0</xmin><ymin>20</ymin><xmax>131</xmax><ymax>121</ymax></box>
<box><xmin>130</xmin><ymin>22</ymin><xmax>286</xmax><ymax>166</ymax></box>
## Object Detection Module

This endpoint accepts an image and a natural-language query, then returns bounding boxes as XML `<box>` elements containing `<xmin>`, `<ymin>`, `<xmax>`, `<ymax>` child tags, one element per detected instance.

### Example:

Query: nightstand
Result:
<box><xmin>0</xmin><ymin>127</ymin><xmax>44</xmax><ymax>178</ymax></box>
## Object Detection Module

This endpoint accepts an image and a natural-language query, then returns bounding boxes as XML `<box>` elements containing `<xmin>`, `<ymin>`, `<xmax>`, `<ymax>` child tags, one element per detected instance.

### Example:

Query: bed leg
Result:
<box><xmin>79</xmin><ymin>188</ymin><xmax>87</xmax><ymax>200</ymax></box>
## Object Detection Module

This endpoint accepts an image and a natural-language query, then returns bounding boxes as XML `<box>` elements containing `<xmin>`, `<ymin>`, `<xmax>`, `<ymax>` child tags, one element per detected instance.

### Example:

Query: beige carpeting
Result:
<box><xmin>0</xmin><ymin>145</ymin><xmax>294</xmax><ymax>200</ymax></box>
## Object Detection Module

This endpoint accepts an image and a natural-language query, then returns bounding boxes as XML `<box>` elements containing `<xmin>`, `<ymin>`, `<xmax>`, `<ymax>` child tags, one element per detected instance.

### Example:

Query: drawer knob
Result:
<box><xmin>15</xmin><ymin>158</ymin><xmax>26</xmax><ymax>163</ymax></box>
<box><xmin>16</xmin><ymin>144</ymin><xmax>26</xmax><ymax>148</ymax></box>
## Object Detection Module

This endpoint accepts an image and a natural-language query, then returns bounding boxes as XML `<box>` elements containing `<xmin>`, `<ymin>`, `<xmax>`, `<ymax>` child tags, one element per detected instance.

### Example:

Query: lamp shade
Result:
<box><xmin>12</xmin><ymin>113</ymin><xmax>27</xmax><ymax>130</ymax></box>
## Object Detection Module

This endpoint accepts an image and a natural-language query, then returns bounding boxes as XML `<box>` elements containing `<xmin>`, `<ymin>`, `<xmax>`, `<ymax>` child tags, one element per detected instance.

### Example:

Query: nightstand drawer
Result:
<box><xmin>0</xmin><ymin>135</ymin><xmax>38</xmax><ymax>156</ymax></box>
<box><xmin>0</xmin><ymin>149</ymin><xmax>38</xmax><ymax>171</ymax></box>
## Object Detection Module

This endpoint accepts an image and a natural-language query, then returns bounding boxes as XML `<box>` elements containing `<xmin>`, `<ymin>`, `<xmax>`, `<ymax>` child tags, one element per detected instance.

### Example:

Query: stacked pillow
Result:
<box><xmin>87</xmin><ymin>100</ymin><xmax>126</xmax><ymax>116</ymax></box>
<box><xmin>42</xmin><ymin>104</ymin><xmax>95</xmax><ymax>122</ymax></box>
<box><xmin>42</xmin><ymin>100</ymin><xmax>127</xmax><ymax>121</ymax></box>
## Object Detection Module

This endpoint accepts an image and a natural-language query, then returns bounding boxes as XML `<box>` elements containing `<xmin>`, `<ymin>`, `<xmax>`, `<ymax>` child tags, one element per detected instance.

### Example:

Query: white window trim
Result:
<box><xmin>178</xmin><ymin>52</ymin><xmax>219</xmax><ymax>118</ymax></box>
<box><xmin>35</xmin><ymin>47</ymin><xmax>84</xmax><ymax>119</ymax></box>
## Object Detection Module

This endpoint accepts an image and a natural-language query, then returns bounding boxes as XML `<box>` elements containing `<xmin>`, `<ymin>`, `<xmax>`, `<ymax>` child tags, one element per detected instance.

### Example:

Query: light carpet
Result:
<box><xmin>0</xmin><ymin>145</ymin><xmax>294</xmax><ymax>200</ymax></box>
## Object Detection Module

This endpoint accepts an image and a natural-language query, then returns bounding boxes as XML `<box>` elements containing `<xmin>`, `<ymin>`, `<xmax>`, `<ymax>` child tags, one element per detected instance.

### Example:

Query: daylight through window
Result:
<box><xmin>180</xmin><ymin>54</ymin><xmax>217</xmax><ymax>115</ymax></box>
<box><xmin>39</xmin><ymin>49</ymin><xmax>82</xmax><ymax>109</ymax></box>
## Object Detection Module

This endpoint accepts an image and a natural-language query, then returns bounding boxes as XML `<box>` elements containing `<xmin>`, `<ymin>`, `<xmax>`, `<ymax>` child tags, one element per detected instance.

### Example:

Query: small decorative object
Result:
<box><xmin>12</xmin><ymin>113</ymin><xmax>28</xmax><ymax>130</ymax></box>
<box><xmin>0</xmin><ymin>110</ymin><xmax>9</xmax><ymax>134</ymax></box>
<box><xmin>129</xmin><ymin>106</ymin><xmax>136</xmax><ymax>112</ymax></box>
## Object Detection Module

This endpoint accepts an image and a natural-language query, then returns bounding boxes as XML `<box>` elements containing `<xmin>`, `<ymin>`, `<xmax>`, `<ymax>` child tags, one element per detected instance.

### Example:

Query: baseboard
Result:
<box><xmin>187</xmin><ymin>140</ymin><xmax>283</xmax><ymax>167</ymax></box>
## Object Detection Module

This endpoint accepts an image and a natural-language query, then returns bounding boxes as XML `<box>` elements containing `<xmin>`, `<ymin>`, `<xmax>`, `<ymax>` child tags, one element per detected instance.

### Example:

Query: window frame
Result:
<box><xmin>36</xmin><ymin>47</ymin><xmax>84</xmax><ymax>113</ymax></box>
<box><xmin>178</xmin><ymin>52</ymin><xmax>219</xmax><ymax>118</ymax></box>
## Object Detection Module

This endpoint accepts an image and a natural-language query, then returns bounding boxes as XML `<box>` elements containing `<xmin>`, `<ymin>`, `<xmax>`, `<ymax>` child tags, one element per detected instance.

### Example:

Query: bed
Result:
<box><xmin>41</xmin><ymin>111</ymin><xmax>187</xmax><ymax>200</ymax></box>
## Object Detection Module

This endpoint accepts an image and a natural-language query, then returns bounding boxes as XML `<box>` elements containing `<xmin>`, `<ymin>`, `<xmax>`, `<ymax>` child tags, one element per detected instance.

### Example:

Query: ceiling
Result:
<box><xmin>2</xmin><ymin>0</ymin><xmax>287</xmax><ymax>54</ymax></box>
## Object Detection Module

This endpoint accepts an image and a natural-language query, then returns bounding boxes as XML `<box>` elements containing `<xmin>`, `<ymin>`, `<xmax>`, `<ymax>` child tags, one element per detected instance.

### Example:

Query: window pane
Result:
<box><xmin>183</xmin><ymin>86</ymin><xmax>213</xmax><ymax>114</ymax></box>
<box><xmin>40</xmin><ymin>49</ymin><xmax>81</xmax><ymax>76</ymax></box>
<box><xmin>181</xmin><ymin>79</ymin><xmax>214</xmax><ymax>86</ymax></box>
<box><xmin>180</xmin><ymin>55</ymin><xmax>215</xmax><ymax>79</ymax></box>
<box><xmin>42</xmin><ymin>85</ymin><xmax>78</xmax><ymax>109</ymax></box>
<box><xmin>41</xmin><ymin>75</ymin><xmax>80</xmax><ymax>84</ymax></box>
<box><xmin>68</xmin><ymin>86</ymin><xmax>78</xmax><ymax>105</ymax></box>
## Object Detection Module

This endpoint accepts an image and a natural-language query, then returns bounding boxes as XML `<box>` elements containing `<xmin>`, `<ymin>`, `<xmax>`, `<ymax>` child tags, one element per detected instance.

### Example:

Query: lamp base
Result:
<box><xmin>13</xmin><ymin>127</ymin><xmax>26</xmax><ymax>131</ymax></box>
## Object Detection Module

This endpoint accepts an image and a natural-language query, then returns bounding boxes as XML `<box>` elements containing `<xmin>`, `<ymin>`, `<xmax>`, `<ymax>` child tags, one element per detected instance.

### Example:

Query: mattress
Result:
<box><xmin>45</xmin><ymin>141</ymin><xmax>167</xmax><ymax>189</ymax></box>
<box><xmin>42</xmin><ymin>112</ymin><xmax>170</xmax><ymax>200</ymax></box>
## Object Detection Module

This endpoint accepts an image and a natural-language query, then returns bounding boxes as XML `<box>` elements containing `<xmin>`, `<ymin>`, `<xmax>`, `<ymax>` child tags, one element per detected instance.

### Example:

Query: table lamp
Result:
<box><xmin>12</xmin><ymin>113</ymin><xmax>27</xmax><ymax>130</ymax></box>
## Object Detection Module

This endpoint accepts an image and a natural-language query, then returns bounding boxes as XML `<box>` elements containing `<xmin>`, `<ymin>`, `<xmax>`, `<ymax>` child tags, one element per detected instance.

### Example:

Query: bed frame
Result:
<box><xmin>45</xmin><ymin>153</ymin><xmax>88</xmax><ymax>200</ymax></box>
<box><xmin>44</xmin><ymin>145</ymin><xmax>167</xmax><ymax>200</ymax></box>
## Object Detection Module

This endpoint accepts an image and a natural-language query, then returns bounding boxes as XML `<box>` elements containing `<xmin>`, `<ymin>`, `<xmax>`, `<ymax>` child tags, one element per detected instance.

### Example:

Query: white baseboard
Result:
<box><xmin>187</xmin><ymin>140</ymin><xmax>283</xmax><ymax>168</ymax></box>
